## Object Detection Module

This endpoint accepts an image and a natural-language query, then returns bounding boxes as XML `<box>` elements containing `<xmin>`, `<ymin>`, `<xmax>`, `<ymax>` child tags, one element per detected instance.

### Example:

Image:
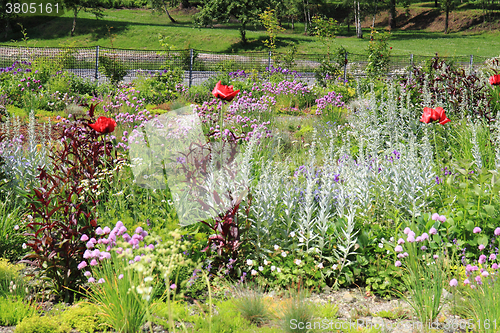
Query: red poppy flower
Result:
<box><xmin>212</xmin><ymin>81</ymin><xmax>239</xmax><ymax>102</ymax></box>
<box><xmin>420</xmin><ymin>107</ymin><xmax>450</xmax><ymax>125</ymax></box>
<box><xmin>89</xmin><ymin>116</ymin><xmax>117</xmax><ymax>133</ymax></box>
<box><xmin>490</xmin><ymin>74</ymin><xmax>500</xmax><ymax>86</ymax></box>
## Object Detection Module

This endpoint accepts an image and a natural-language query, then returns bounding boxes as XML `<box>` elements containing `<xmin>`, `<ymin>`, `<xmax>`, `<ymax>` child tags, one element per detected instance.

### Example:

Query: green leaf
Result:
<box><xmin>484</xmin><ymin>205</ymin><xmax>495</xmax><ymax>215</ymax></box>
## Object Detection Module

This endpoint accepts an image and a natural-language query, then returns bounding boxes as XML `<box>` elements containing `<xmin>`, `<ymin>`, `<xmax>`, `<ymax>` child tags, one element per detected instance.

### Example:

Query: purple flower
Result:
<box><xmin>473</xmin><ymin>227</ymin><xmax>481</xmax><ymax>234</ymax></box>
<box><xmin>404</xmin><ymin>227</ymin><xmax>411</xmax><ymax>234</ymax></box>
<box><xmin>96</xmin><ymin>227</ymin><xmax>104</xmax><ymax>235</ymax></box>
<box><xmin>421</xmin><ymin>233</ymin><xmax>429</xmax><ymax>241</ymax></box>
<box><xmin>397</xmin><ymin>238</ymin><xmax>405</xmax><ymax>245</ymax></box>
<box><xmin>80</xmin><ymin>234</ymin><xmax>89</xmax><ymax>241</ymax></box>
<box><xmin>395</xmin><ymin>245</ymin><xmax>403</xmax><ymax>252</ymax></box>
<box><xmin>88</xmin><ymin>277</ymin><xmax>95</xmax><ymax>283</ymax></box>
<box><xmin>77</xmin><ymin>261</ymin><xmax>88</xmax><ymax>270</ymax></box>
<box><xmin>84</xmin><ymin>271</ymin><xmax>91</xmax><ymax>277</ymax></box>
<box><xmin>395</xmin><ymin>261</ymin><xmax>402</xmax><ymax>267</ymax></box>
<box><xmin>479</xmin><ymin>244</ymin><xmax>485</xmax><ymax>251</ymax></box>
<box><xmin>170</xmin><ymin>284</ymin><xmax>177</xmax><ymax>290</ymax></box>
<box><xmin>103</xmin><ymin>226</ymin><xmax>111</xmax><ymax>234</ymax></box>
<box><xmin>449</xmin><ymin>279</ymin><xmax>458</xmax><ymax>287</ymax></box>
<box><xmin>475</xmin><ymin>275</ymin><xmax>482</xmax><ymax>283</ymax></box>
<box><xmin>438</xmin><ymin>215</ymin><xmax>446</xmax><ymax>222</ymax></box>
<box><xmin>463</xmin><ymin>279</ymin><xmax>470</xmax><ymax>285</ymax></box>
<box><xmin>90</xmin><ymin>259</ymin><xmax>98</xmax><ymax>266</ymax></box>
<box><xmin>416</xmin><ymin>236</ymin><xmax>423</xmax><ymax>242</ymax></box>
<box><xmin>433</xmin><ymin>255</ymin><xmax>439</xmax><ymax>259</ymax></box>
<box><xmin>134</xmin><ymin>256</ymin><xmax>141</xmax><ymax>262</ymax></box>
<box><xmin>429</xmin><ymin>227</ymin><xmax>437</xmax><ymax>235</ymax></box>
<box><xmin>432</xmin><ymin>213</ymin><xmax>440</xmax><ymax>221</ymax></box>
<box><xmin>492</xmin><ymin>263</ymin><xmax>499</xmax><ymax>269</ymax></box>
<box><xmin>495</xmin><ymin>227</ymin><xmax>500</xmax><ymax>236</ymax></box>
<box><xmin>420</xmin><ymin>246</ymin><xmax>427</xmax><ymax>251</ymax></box>
<box><xmin>118</xmin><ymin>274</ymin><xmax>124</xmax><ymax>279</ymax></box>
<box><xmin>98</xmin><ymin>278</ymin><xmax>105</xmax><ymax>284</ymax></box>
<box><xmin>407</xmin><ymin>235</ymin><xmax>415</xmax><ymax>243</ymax></box>
<box><xmin>490</xmin><ymin>254</ymin><xmax>497</xmax><ymax>261</ymax></box>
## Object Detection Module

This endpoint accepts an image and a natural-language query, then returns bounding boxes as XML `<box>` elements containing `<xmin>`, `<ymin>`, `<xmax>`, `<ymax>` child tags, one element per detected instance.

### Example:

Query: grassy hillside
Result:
<box><xmin>1</xmin><ymin>3</ymin><xmax>499</xmax><ymax>57</ymax></box>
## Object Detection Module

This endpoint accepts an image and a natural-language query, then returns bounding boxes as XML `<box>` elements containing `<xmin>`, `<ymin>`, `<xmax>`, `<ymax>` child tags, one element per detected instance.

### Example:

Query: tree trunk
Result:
<box><xmin>435</xmin><ymin>0</ymin><xmax>439</xmax><ymax>7</ymax></box>
<box><xmin>356</xmin><ymin>2</ymin><xmax>363</xmax><ymax>38</ymax></box>
<box><xmin>444</xmin><ymin>8</ymin><xmax>449</xmax><ymax>34</ymax></box>
<box><xmin>161</xmin><ymin>0</ymin><xmax>177</xmax><ymax>23</ymax></box>
<box><xmin>389</xmin><ymin>0</ymin><xmax>396</xmax><ymax>30</ymax></box>
<box><xmin>71</xmin><ymin>8</ymin><xmax>78</xmax><ymax>36</ymax></box>
<box><xmin>372</xmin><ymin>0</ymin><xmax>378</xmax><ymax>29</ymax></box>
<box><xmin>291</xmin><ymin>17</ymin><xmax>294</xmax><ymax>30</ymax></box>
<box><xmin>303</xmin><ymin>0</ymin><xmax>308</xmax><ymax>33</ymax></box>
<box><xmin>240</xmin><ymin>23</ymin><xmax>247</xmax><ymax>44</ymax></box>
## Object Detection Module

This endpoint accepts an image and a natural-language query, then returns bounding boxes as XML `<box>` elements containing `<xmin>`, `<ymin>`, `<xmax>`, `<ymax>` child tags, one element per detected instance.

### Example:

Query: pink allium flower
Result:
<box><xmin>397</xmin><ymin>253</ymin><xmax>405</xmax><ymax>258</ymax></box>
<box><xmin>118</xmin><ymin>274</ymin><xmax>124</xmax><ymax>279</ymax></box>
<box><xmin>420</xmin><ymin>246</ymin><xmax>427</xmax><ymax>251</ymax></box>
<box><xmin>395</xmin><ymin>261</ymin><xmax>402</xmax><ymax>267</ymax></box>
<box><xmin>395</xmin><ymin>245</ymin><xmax>403</xmax><ymax>252</ymax></box>
<box><xmin>492</xmin><ymin>263</ymin><xmax>499</xmax><ymax>269</ymax></box>
<box><xmin>77</xmin><ymin>261</ymin><xmax>87</xmax><ymax>270</ymax></box>
<box><xmin>482</xmin><ymin>271</ymin><xmax>489</xmax><ymax>277</ymax></box>
<box><xmin>479</xmin><ymin>244</ymin><xmax>485</xmax><ymax>250</ymax></box>
<box><xmin>83</xmin><ymin>250</ymin><xmax>92</xmax><ymax>259</ymax></box>
<box><xmin>475</xmin><ymin>276</ymin><xmax>482</xmax><ymax>283</ymax></box>
<box><xmin>135</xmin><ymin>227</ymin><xmax>144</xmax><ymax>234</ymax></box>
<box><xmin>407</xmin><ymin>235</ymin><xmax>415</xmax><ymax>243</ymax></box>
<box><xmin>466</xmin><ymin>264</ymin><xmax>473</xmax><ymax>272</ymax></box>
<box><xmin>170</xmin><ymin>284</ymin><xmax>177</xmax><ymax>290</ymax></box>
<box><xmin>103</xmin><ymin>226</ymin><xmax>111</xmax><ymax>234</ymax></box>
<box><xmin>134</xmin><ymin>256</ymin><xmax>141</xmax><ymax>262</ymax></box>
<box><xmin>473</xmin><ymin>227</ymin><xmax>482</xmax><ymax>234</ymax></box>
<box><xmin>433</xmin><ymin>255</ymin><xmax>439</xmax><ymax>259</ymax></box>
<box><xmin>464</xmin><ymin>279</ymin><xmax>470</xmax><ymax>285</ymax></box>
<box><xmin>96</xmin><ymin>227</ymin><xmax>104</xmax><ymax>235</ymax></box>
<box><xmin>404</xmin><ymin>227</ymin><xmax>411</xmax><ymax>235</ymax></box>
<box><xmin>84</xmin><ymin>271</ymin><xmax>91</xmax><ymax>277</ymax></box>
<box><xmin>88</xmin><ymin>277</ymin><xmax>95</xmax><ymax>283</ymax></box>
<box><xmin>438</xmin><ymin>215</ymin><xmax>446</xmax><ymax>222</ymax></box>
<box><xmin>86</xmin><ymin>240</ymin><xmax>95</xmax><ymax>249</ymax></box>
<box><xmin>403</xmin><ymin>252</ymin><xmax>409</xmax><ymax>257</ymax></box>
<box><xmin>416</xmin><ymin>236</ymin><xmax>423</xmax><ymax>242</ymax></box>
<box><xmin>429</xmin><ymin>227</ymin><xmax>437</xmax><ymax>235</ymax></box>
<box><xmin>90</xmin><ymin>259</ymin><xmax>98</xmax><ymax>266</ymax></box>
<box><xmin>80</xmin><ymin>234</ymin><xmax>89</xmax><ymax>241</ymax></box>
<box><xmin>421</xmin><ymin>233</ymin><xmax>429</xmax><ymax>241</ymax></box>
<box><xmin>449</xmin><ymin>279</ymin><xmax>458</xmax><ymax>287</ymax></box>
<box><xmin>98</xmin><ymin>278</ymin><xmax>105</xmax><ymax>284</ymax></box>
<box><xmin>432</xmin><ymin>213</ymin><xmax>440</xmax><ymax>221</ymax></box>
<box><xmin>147</xmin><ymin>244</ymin><xmax>155</xmax><ymax>250</ymax></box>
<box><xmin>479</xmin><ymin>255</ymin><xmax>487</xmax><ymax>264</ymax></box>
<box><xmin>495</xmin><ymin>228</ymin><xmax>500</xmax><ymax>236</ymax></box>
<box><xmin>397</xmin><ymin>238</ymin><xmax>405</xmax><ymax>245</ymax></box>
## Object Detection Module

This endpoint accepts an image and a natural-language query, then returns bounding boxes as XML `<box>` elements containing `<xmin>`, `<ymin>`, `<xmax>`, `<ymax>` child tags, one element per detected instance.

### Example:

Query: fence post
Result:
<box><xmin>469</xmin><ymin>55</ymin><xmax>474</xmax><ymax>74</ymax></box>
<box><xmin>95</xmin><ymin>46</ymin><xmax>99</xmax><ymax>85</ymax></box>
<box><xmin>409</xmin><ymin>54</ymin><xmax>414</xmax><ymax>79</ymax></box>
<box><xmin>343</xmin><ymin>52</ymin><xmax>348</xmax><ymax>82</ymax></box>
<box><xmin>268</xmin><ymin>50</ymin><xmax>272</xmax><ymax>70</ymax></box>
<box><xmin>189</xmin><ymin>49</ymin><xmax>193</xmax><ymax>88</ymax></box>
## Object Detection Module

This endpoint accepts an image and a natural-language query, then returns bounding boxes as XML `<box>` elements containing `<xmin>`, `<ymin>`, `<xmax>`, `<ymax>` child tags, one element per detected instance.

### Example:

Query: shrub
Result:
<box><xmin>15</xmin><ymin>314</ymin><xmax>71</xmax><ymax>333</ymax></box>
<box><xmin>231</xmin><ymin>287</ymin><xmax>271</xmax><ymax>326</ymax></box>
<box><xmin>0</xmin><ymin>296</ymin><xmax>37</xmax><ymax>326</ymax></box>
<box><xmin>59</xmin><ymin>302</ymin><xmax>104</xmax><ymax>333</ymax></box>
<box><xmin>99</xmin><ymin>55</ymin><xmax>128</xmax><ymax>85</ymax></box>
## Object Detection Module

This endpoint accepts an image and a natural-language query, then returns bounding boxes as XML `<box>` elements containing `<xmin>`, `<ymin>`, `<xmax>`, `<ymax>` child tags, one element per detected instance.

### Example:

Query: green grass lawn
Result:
<box><xmin>1</xmin><ymin>6</ymin><xmax>499</xmax><ymax>58</ymax></box>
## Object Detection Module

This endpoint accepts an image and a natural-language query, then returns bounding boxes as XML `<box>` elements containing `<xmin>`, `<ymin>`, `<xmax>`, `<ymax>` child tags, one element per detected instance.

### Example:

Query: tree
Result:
<box><xmin>149</xmin><ymin>0</ymin><xmax>181</xmax><ymax>23</ymax></box>
<box><xmin>0</xmin><ymin>0</ymin><xmax>19</xmax><ymax>39</ymax></box>
<box><xmin>441</xmin><ymin>0</ymin><xmax>458</xmax><ymax>34</ymax></box>
<box><xmin>63</xmin><ymin>0</ymin><xmax>104</xmax><ymax>36</ymax></box>
<box><xmin>194</xmin><ymin>0</ymin><xmax>268</xmax><ymax>44</ymax></box>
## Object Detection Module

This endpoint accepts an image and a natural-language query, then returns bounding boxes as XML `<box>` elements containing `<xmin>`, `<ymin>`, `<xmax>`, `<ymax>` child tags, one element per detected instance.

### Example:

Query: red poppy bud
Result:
<box><xmin>490</xmin><ymin>75</ymin><xmax>500</xmax><ymax>86</ymax></box>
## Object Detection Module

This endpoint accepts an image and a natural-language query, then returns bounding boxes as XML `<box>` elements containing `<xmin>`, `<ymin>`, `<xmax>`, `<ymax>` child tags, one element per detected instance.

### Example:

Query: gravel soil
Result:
<box><xmin>0</xmin><ymin>287</ymin><xmax>473</xmax><ymax>333</ymax></box>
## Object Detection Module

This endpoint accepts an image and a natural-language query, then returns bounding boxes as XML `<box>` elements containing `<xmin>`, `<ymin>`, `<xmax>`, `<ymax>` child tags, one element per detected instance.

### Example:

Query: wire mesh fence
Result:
<box><xmin>0</xmin><ymin>45</ymin><xmax>494</xmax><ymax>86</ymax></box>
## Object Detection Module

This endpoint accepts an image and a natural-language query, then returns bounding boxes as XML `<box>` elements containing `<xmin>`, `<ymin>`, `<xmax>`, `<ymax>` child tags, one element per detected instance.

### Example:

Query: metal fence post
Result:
<box><xmin>343</xmin><ymin>52</ymin><xmax>348</xmax><ymax>82</ymax></box>
<box><xmin>409</xmin><ymin>54</ymin><xmax>414</xmax><ymax>79</ymax></box>
<box><xmin>189</xmin><ymin>48</ymin><xmax>193</xmax><ymax>88</ymax></box>
<box><xmin>469</xmin><ymin>55</ymin><xmax>474</xmax><ymax>74</ymax></box>
<box><xmin>95</xmin><ymin>46</ymin><xmax>99</xmax><ymax>85</ymax></box>
<box><xmin>268</xmin><ymin>50</ymin><xmax>272</xmax><ymax>70</ymax></box>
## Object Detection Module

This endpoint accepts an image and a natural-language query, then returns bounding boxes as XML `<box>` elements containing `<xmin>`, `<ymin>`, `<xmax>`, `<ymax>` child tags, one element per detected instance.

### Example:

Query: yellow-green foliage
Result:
<box><xmin>60</xmin><ymin>302</ymin><xmax>105</xmax><ymax>333</ymax></box>
<box><xmin>15</xmin><ymin>315</ymin><xmax>71</xmax><ymax>333</ymax></box>
<box><xmin>0</xmin><ymin>259</ymin><xmax>22</xmax><ymax>282</ymax></box>
<box><xmin>294</xmin><ymin>125</ymin><xmax>314</xmax><ymax>138</ymax></box>
<box><xmin>0</xmin><ymin>296</ymin><xmax>37</xmax><ymax>326</ymax></box>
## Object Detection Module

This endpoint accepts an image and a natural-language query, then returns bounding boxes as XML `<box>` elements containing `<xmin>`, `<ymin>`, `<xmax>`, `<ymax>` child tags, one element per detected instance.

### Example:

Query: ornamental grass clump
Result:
<box><xmin>82</xmin><ymin>221</ymin><xmax>195</xmax><ymax>333</ymax></box>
